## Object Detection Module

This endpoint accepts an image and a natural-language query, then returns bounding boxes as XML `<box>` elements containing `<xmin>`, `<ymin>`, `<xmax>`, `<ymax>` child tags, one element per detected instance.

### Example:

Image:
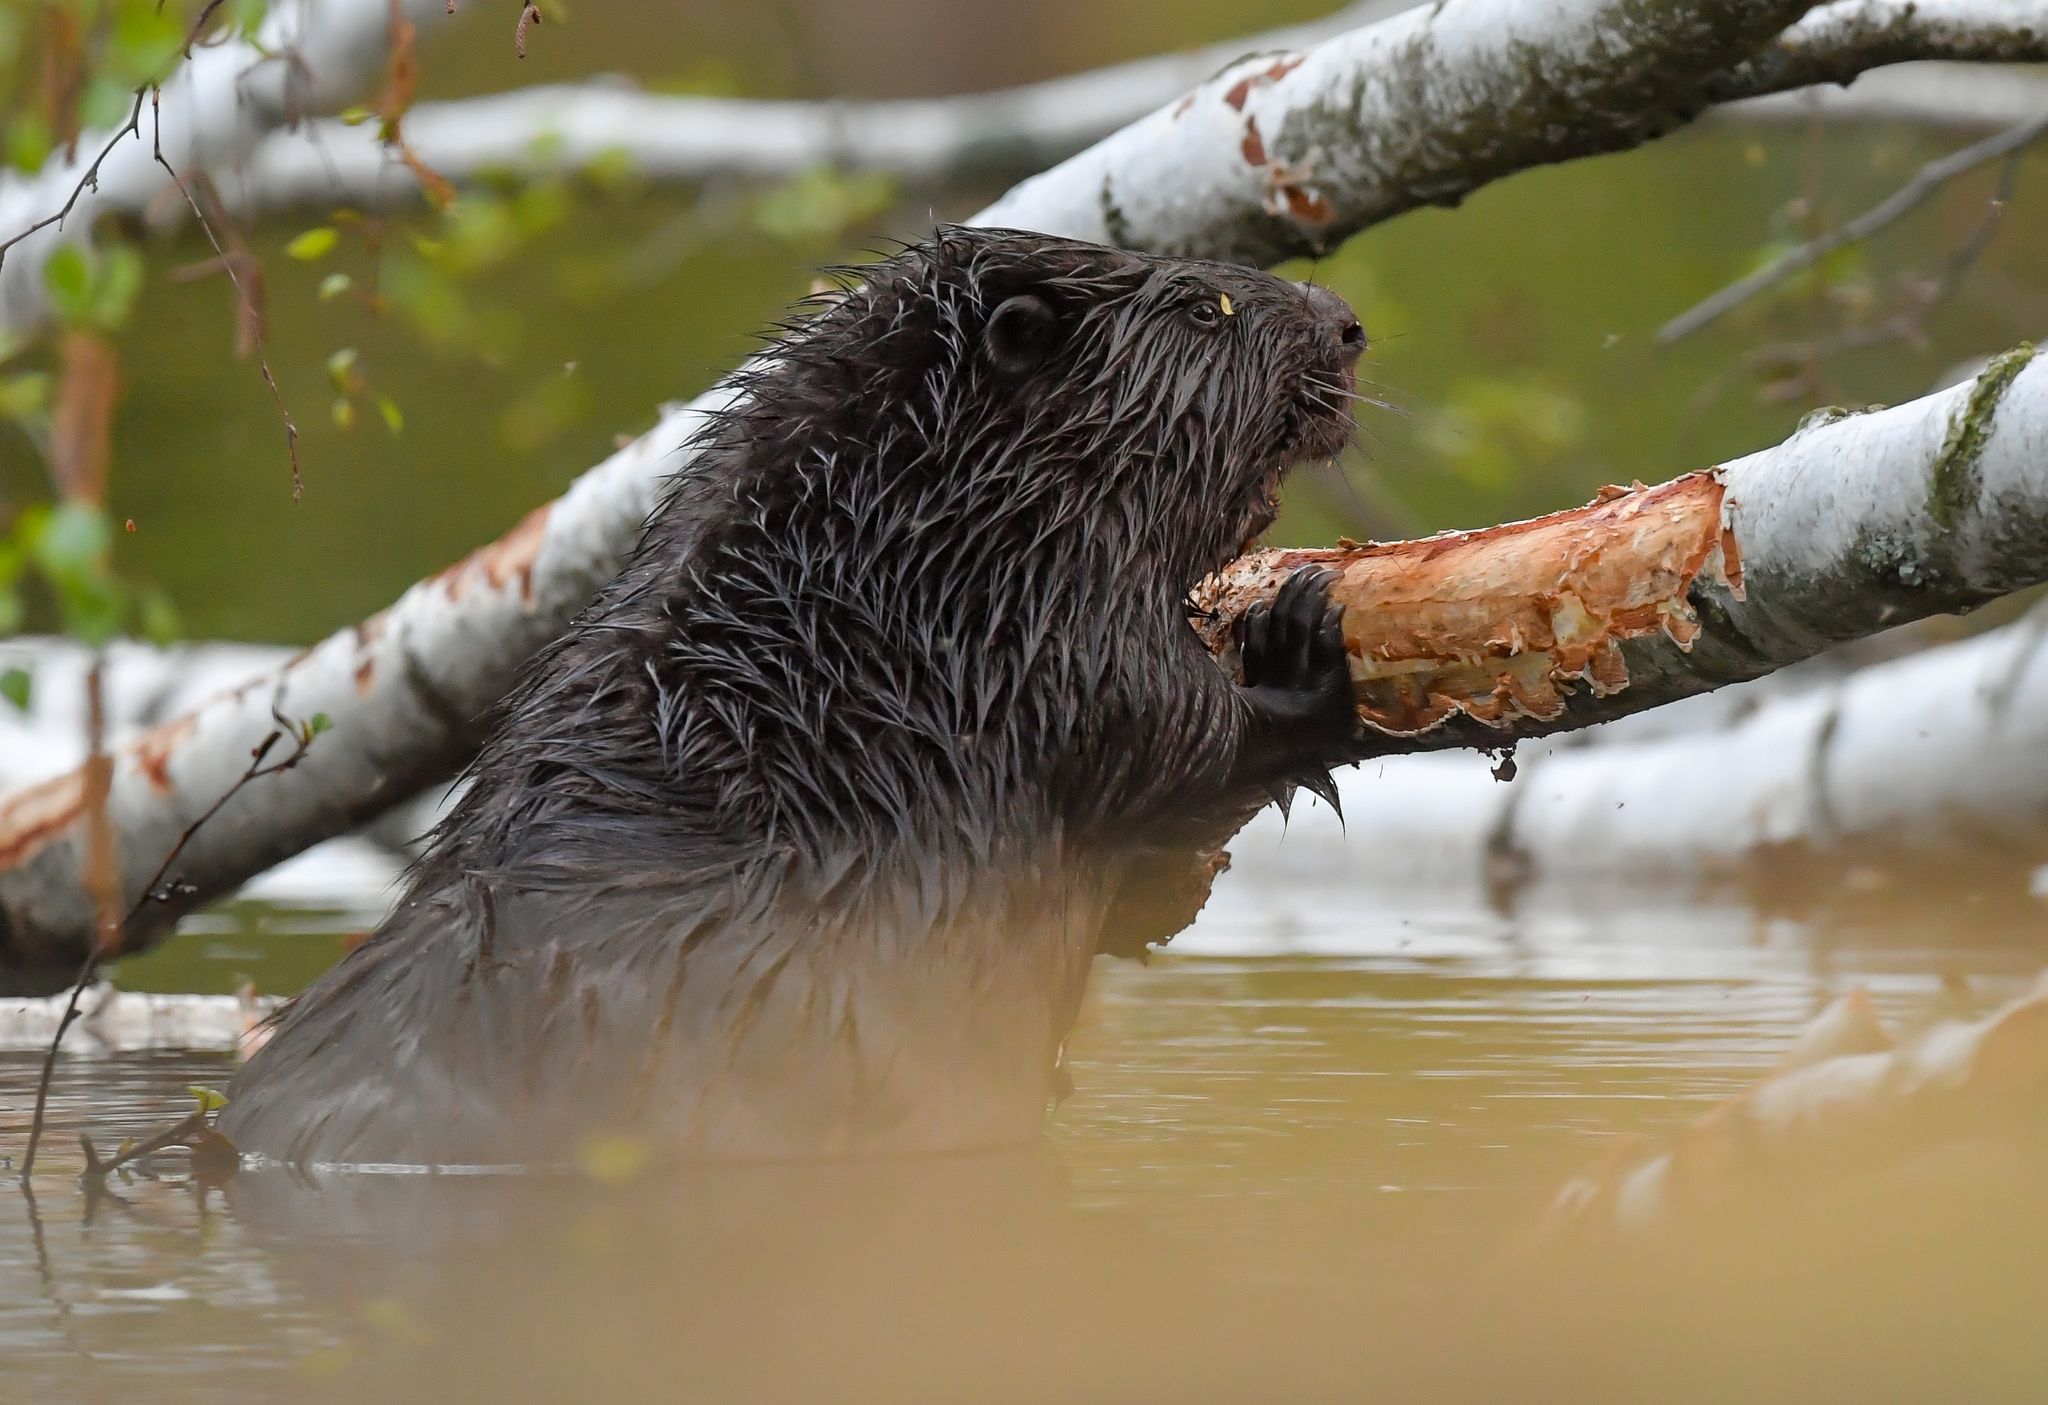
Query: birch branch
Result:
<box><xmin>217</xmin><ymin>0</ymin><xmax>2048</xmax><ymax>213</ymax></box>
<box><xmin>1218</xmin><ymin>601</ymin><xmax>2048</xmax><ymax>904</ymax></box>
<box><xmin>218</xmin><ymin>1</ymin><xmax>1407</xmax><ymax>208</ymax></box>
<box><xmin>0</xmin><ymin>0</ymin><xmax>457</xmax><ymax>341</ymax></box>
<box><xmin>1706</xmin><ymin>0</ymin><xmax>2048</xmax><ymax>103</ymax></box>
<box><xmin>1202</xmin><ymin>345</ymin><xmax>2048</xmax><ymax>760</ymax></box>
<box><xmin>0</xmin><ymin>0</ymin><xmax>2035</xmax><ymax>968</ymax></box>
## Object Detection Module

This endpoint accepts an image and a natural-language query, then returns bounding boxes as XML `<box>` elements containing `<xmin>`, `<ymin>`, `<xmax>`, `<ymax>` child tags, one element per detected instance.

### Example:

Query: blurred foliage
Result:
<box><xmin>0</xmin><ymin>0</ymin><xmax>267</xmax><ymax>174</ymax></box>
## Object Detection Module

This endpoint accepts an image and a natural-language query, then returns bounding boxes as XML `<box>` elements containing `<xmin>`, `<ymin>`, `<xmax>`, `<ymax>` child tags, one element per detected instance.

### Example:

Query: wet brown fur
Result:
<box><xmin>222</xmin><ymin>228</ymin><xmax>1364</xmax><ymax>1166</ymax></box>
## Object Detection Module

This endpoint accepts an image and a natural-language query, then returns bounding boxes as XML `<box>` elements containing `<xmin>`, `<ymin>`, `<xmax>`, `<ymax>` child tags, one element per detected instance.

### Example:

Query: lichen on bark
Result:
<box><xmin>1930</xmin><ymin>341</ymin><xmax>2036</xmax><ymax>533</ymax></box>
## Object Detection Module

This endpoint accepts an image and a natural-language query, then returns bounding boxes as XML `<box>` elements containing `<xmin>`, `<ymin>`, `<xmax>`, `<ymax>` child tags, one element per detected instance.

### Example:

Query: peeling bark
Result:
<box><xmin>980</xmin><ymin>0</ymin><xmax>1835</xmax><ymax>264</ymax></box>
<box><xmin>1193</xmin><ymin>474</ymin><xmax>1741</xmax><ymax>740</ymax></box>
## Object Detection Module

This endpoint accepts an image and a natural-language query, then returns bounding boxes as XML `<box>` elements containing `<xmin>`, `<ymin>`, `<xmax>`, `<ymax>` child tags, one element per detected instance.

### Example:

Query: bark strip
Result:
<box><xmin>1194</xmin><ymin>475</ymin><xmax>1741</xmax><ymax>739</ymax></box>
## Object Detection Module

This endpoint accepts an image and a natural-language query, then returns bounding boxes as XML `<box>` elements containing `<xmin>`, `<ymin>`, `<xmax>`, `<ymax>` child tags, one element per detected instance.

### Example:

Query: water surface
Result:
<box><xmin>3</xmin><ymin>885</ymin><xmax>2042</xmax><ymax>1402</ymax></box>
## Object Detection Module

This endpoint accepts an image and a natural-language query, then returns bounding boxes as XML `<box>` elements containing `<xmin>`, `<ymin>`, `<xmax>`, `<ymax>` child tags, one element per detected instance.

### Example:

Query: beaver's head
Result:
<box><xmin>757</xmin><ymin>227</ymin><xmax>1365</xmax><ymax>593</ymax></box>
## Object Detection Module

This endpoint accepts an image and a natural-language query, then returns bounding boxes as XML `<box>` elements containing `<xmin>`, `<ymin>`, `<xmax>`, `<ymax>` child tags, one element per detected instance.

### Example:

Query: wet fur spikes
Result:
<box><xmin>222</xmin><ymin>228</ymin><xmax>1366</xmax><ymax>1167</ymax></box>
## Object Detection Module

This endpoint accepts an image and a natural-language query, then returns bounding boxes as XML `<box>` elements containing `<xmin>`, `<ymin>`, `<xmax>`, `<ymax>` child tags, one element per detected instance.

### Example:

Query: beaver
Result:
<box><xmin>221</xmin><ymin>227</ymin><xmax>1366</xmax><ymax>1166</ymax></box>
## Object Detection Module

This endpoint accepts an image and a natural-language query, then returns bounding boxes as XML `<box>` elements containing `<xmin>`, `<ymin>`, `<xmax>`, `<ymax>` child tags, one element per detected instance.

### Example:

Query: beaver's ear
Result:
<box><xmin>985</xmin><ymin>294</ymin><xmax>1059</xmax><ymax>374</ymax></box>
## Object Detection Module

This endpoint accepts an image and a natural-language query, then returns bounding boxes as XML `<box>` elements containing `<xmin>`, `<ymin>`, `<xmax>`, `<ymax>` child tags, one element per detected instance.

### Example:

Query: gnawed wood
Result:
<box><xmin>1194</xmin><ymin>474</ymin><xmax>1741</xmax><ymax>737</ymax></box>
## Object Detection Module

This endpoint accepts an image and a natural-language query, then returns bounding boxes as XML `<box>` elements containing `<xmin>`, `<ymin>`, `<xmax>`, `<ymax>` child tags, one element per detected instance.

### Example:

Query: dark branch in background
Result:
<box><xmin>1659</xmin><ymin>110</ymin><xmax>2048</xmax><ymax>343</ymax></box>
<box><xmin>0</xmin><ymin>91</ymin><xmax>145</xmax><ymax>271</ymax></box>
<box><xmin>0</xmin><ymin>1</ymin><xmax>231</xmax><ymax>272</ymax></box>
<box><xmin>16</xmin><ymin>716</ymin><xmax>316</xmax><ymax>1182</ymax></box>
<box><xmin>1674</xmin><ymin>129</ymin><xmax>2028</xmax><ymax>428</ymax></box>
<box><xmin>150</xmin><ymin>91</ymin><xmax>303</xmax><ymax>499</ymax></box>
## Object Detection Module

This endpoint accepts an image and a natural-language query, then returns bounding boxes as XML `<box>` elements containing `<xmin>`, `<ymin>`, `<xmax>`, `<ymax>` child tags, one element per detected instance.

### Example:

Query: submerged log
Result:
<box><xmin>1533</xmin><ymin>975</ymin><xmax>2048</xmax><ymax>1242</ymax></box>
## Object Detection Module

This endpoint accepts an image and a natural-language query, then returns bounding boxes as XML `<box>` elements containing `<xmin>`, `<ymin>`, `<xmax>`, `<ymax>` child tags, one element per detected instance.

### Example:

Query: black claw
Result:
<box><xmin>1230</xmin><ymin>565</ymin><xmax>1356</xmax><ymax>815</ymax></box>
<box><xmin>1266</xmin><ymin>782</ymin><xmax>1294</xmax><ymax>820</ymax></box>
<box><xmin>1301</xmin><ymin>770</ymin><xmax>1344</xmax><ymax>824</ymax></box>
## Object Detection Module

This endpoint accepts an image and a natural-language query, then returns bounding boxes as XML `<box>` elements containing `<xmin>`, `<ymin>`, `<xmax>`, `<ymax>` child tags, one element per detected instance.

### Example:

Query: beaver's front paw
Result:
<box><xmin>1233</xmin><ymin>565</ymin><xmax>1356</xmax><ymax>809</ymax></box>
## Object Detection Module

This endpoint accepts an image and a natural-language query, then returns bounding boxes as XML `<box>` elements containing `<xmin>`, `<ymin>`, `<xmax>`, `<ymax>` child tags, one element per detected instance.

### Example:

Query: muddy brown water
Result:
<box><xmin>2</xmin><ymin>884</ymin><xmax>2044</xmax><ymax>1403</ymax></box>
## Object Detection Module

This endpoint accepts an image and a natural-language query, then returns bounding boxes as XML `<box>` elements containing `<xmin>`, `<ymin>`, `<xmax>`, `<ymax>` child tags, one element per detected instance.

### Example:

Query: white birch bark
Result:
<box><xmin>1218</xmin><ymin>602</ymin><xmax>2048</xmax><ymax>902</ymax></box>
<box><xmin>1709</xmin><ymin>0</ymin><xmax>2048</xmax><ymax>101</ymax></box>
<box><xmin>0</xmin><ymin>0</ymin><xmax>457</xmax><ymax>340</ymax></box>
<box><xmin>1219</xmin><ymin>350</ymin><xmax>2048</xmax><ymax>897</ymax></box>
<box><xmin>0</xmin><ymin>0</ymin><xmax>2039</xmax><ymax>966</ymax></box>
<box><xmin>219</xmin><ymin>1</ymin><xmax>1408</xmax><ymax>206</ymax></box>
<box><xmin>215</xmin><ymin>1</ymin><xmax>2048</xmax><ymax>212</ymax></box>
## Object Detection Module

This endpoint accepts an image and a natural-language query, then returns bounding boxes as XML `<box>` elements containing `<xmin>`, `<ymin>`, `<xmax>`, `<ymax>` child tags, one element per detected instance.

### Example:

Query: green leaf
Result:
<box><xmin>575</xmin><ymin>1134</ymin><xmax>650</xmax><ymax>1185</ymax></box>
<box><xmin>187</xmin><ymin>1085</ymin><xmax>229</xmax><ymax>1113</ymax></box>
<box><xmin>31</xmin><ymin>500</ymin><xmax>112</xmax><ymax>583</ymax></box>
<box><xmin>42</xmin><ymin>246</ymin><xmax>93</xmax><ymax>324</ymax></box>
<box><xmin>287</xmin><ymin>227</ymin><xmax>339</xmax><ymax>261</ymax></box>
<box><xmin>109</xmin><ymin>4</ymin><xmax>186</xmax><ymax>84</ymax></box>
<box><xmin>0</xmin><ymin>668</ymin><xmax>29</xmax><ymax>712</ymax></box>
<box><xmin>307</xmin><ymin>712</ymin><xmax>332</xmax><ymax>736</ymax></box>
<box><xmin>325</xmin><ymin>346</ymin><xmax>359</xmax><ymax>390</ymax></box>
<box><xmin>5</xmin><ymin>112</ymin><xmax>51</xmax><ymax>175</ymax></box>
<box><xmin>0</xmin><ymin>371</ymin><xmax>49</xmax><ymax>422</ymax></box>
<box><xmin>87</xmin><ymin>245</ymin><xmax>142</xmax><ymax>330</ymax></box>
<box><xmin>338</xmin><ymin>106</ymin><xmax>375</xmax><ymax>127</ymax></box>
<box><xmin>139</xmin><ymin>588</ymin><xmax>180</xmax><ymax>646</ymax></box>
<box><xmin>331</xmin><ymin>397</ymin><xmax>356</xmax><ymax>430</ymax></box>
<box><xmin>317</xmin><ymin>272</ymin><xmax>353</xmax><ymax>301</ymax></box>
<box><xmin>376</xmin><ymin>395</ymin><xmax>404</xmax><ymax>434</ymax></box>
<box><xmin>225</xmin><ymin>0</ymin><xmax>270</xmax><ymax>39</ymax></box>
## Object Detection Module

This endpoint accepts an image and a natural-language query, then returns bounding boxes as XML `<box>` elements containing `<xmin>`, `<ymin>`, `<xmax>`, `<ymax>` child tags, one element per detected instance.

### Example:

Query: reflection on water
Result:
<box><xmin>1</xmin><ymin>889</ymin><xmax>2044</xmax><ymax>1401</ymax></box>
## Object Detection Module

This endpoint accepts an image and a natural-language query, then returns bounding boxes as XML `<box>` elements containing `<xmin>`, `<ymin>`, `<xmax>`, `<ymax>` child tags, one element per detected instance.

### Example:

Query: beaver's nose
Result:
<box><xmin>1298</xmin><ymin>282</ymin><xmax>1366</xmax><ymax>365</ymax></box>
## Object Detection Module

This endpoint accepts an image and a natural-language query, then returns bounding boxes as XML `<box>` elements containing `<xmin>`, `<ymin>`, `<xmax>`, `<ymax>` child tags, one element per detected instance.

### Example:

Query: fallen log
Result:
<box><xmin>1533</xmin><ymin>974</ymin><xmax>2048</xmax><ymax>1242</ymax></box>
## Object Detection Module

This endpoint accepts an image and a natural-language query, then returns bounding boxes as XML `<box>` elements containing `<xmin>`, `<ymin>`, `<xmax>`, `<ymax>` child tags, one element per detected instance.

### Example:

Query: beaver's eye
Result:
<box><xmin>985</xmin><ymin>293</ymin><xmax>1059</xmax><ymax>374</ymax></box>
<box><xmin>1186</xmin><ymin>298</ymin><xmax>1222</xmax><ymax>329</ymax></box>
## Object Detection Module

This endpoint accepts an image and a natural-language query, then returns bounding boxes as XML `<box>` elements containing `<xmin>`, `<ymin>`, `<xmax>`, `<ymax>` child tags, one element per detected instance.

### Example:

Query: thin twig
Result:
<box><xmin>18</xmin><ymin>716</ymin><xmax>313</xmax><ymax>1181</ymax></box>
<box><xmin>1659</xmin><ymin>110</ymin><xmax>2048</xmax><ymax>344</ymax></box>
<box><xmin>151</xmin><ymin>91</ymin><xmax>303</xmax><ymax>500</ymax></box>
<box><xmin>78</xmin><ymin>1107</ymin><xmax>206</xmax><ymax>1183</ymax></box>
<box><xmin>1675</xmin><ymin>144</ymin><xmax>2025</xmax><ymax>437</ymax></box>
<box><xmin>0</xmin><ymin>0</ymin><xmax>233</xmax><ymax>271</ymax></box>
<box><xmin>0</xmin><ymin>91</ymin><xmax>146</xmax><ymax>270</ymax></box>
